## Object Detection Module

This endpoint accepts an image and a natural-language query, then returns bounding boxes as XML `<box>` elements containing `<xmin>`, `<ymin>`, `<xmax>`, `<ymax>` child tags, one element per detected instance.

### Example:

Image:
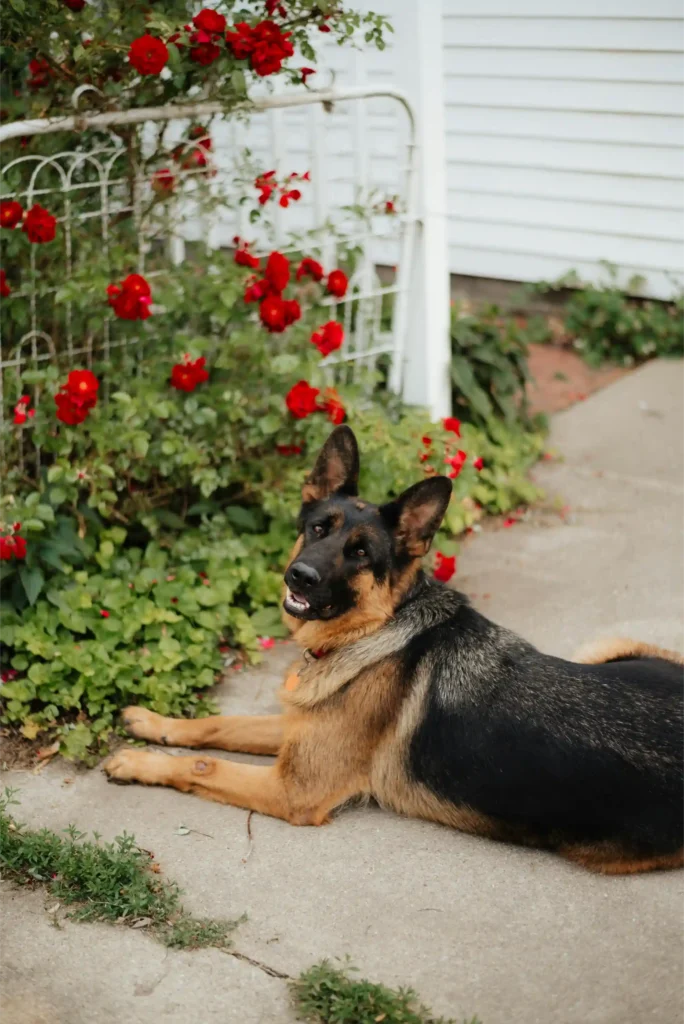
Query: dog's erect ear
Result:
<box><xmin>380</xmin><ymin>477</ymin><xmax>452</xmax><ymax>556</ymax></box>
<box><xmin>301</xmin><ymin>426</ymin><xmax>360</xmax><ymax>503</ymax></box>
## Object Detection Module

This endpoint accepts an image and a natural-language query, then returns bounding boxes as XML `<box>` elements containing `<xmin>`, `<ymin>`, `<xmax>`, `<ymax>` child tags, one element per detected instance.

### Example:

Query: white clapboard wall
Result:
<box><xmin>442</xmin><ymin>0</ymin><xmax>684</xmax><ymax>298</ymax></box>
<box><xmin>207</xmin><ymin>0</ymin><xmax>683</xmax><ymax>299</ymax></box>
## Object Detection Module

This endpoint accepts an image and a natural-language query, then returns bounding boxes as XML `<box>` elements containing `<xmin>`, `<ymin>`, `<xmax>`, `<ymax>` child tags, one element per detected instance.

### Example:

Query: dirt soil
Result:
<box><xmin>526</xmin><ymin>343</ymin><xmax>628</xmax><ymax>416</ymax></box>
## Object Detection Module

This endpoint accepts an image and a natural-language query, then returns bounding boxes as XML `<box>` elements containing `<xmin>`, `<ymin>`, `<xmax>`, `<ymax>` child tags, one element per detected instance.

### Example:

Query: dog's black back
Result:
<box><xmin>405</xmin><ymin>587</ymin><xmax>683</xmax><ymax>861</ymax></box>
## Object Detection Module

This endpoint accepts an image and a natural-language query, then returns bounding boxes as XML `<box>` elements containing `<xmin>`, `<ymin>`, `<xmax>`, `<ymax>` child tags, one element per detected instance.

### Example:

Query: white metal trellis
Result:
<box><xmin>0</xmin><ymin>85</ymin><xmax>447</xmax><ymax>467</ymax></box>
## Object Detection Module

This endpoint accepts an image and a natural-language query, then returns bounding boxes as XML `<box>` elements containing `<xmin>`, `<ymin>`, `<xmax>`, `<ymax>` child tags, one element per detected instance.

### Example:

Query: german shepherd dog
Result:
<box><xmin>106</xmin><ymin>426</ymin><xmax>684</xmax><ymax>874</ymax></box>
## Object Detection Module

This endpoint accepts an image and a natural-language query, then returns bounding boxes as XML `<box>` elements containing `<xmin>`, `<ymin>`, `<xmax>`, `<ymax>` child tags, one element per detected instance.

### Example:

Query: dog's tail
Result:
<box><xmin>573</xmin><ymin>637</ymin><xmax>683</xmax><ymax>666</ymax></box>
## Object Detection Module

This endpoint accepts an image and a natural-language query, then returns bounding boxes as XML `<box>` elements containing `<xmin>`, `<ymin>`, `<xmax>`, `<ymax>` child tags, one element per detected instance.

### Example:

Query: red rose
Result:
<box><xmin>107</xmin><ymin>273</ymin><xmax>152</xmax><ymax>320</ymax></box>
<box><xmin>259</xmin><ymin>294</ymin><xmax>288</xmax><ymax>333</ymax></box>
<box><xmin>443</xmin><ymin>416</ymin><xmax>461</xmax><ymax>436</ymax></box>
<box><xmin>100</xmin><ymin>609</ymin><xmax>110</xmax><ymax>618</ymax></box>
<box><xmin>276</xmin><ymin>444</ymin><xmax>303</xmax><ymax>456</ymax></box>
<box><xmin>174</xmin><ymin>144</ymin><xmax>211</xmax><ymax>173</ymax></box>
<box><xmin>55</xmin><ymin>370</ymin><xmax>99</xmax><ymax>424</ymax></box>
<box><xmin>0</xmin><ymin>270</ymin><xmax>10</xmax><ymax>297</ymax></box>
<box><xmin>66</xmin><ymin>369</ymin><xmax>99</xmax><ymax>406</ymax></box>
<box><xmin>473</xmin><ymin>456</ymin><xmax>484</xmax><ymax>471</ymax></box>
<box><xmin>192</xmin><ymin>9</ymin><xmax>226</xmax><ymax>34</ymax></box>
<box><xmin>301</xmin><ymin>67</ymin><xmax>316</xmax><ymax>83</ymax></box>
<box><xmin>64</xmin><ymin>0</ymin><xmax>87</xmax><ymax>9</ymax></box>
<box><xmin>248</xmin><ymin>20</ymin><xmax>294</xmax><ymax>77</ymax></box>
<box><xmin>422</xmin><ymin>435</ymin><xmax>432</xmax><ymax>446</ymax></box>
<box><xmin>326</xmin><ymin>269</ymin><xmax>348</xmax><ymax>299</ymax></box>
<box><xmin>128</xmin><ymin>34</ymin><xmax>169</xmax><ymax>76</ymax></box>
<box><xmin>55</xmin><ymin>372</ymin><xmax>98</xmax><ymax>423</ymax></box>
<box><xmin>286</xmin><ymin>380</ymin><xmax>320</xmax><ymax>420</ymax></box>
<box><xmin>28</xmin><ymin>58</ymin><xmax>51</xmax><ymax>90</ymax></box>
<box><xmin>13</xmin><ymin>395</ymin><xmax>35</xmax><ymax>425</ymax></box>
<box><xmin>0</xmin><ymin>534</ymin><xmax>27</xmax><ymax>561</ymax></box>
<box><xmin>170</xmin><ymin>355</ymin><xmax>209</xmax><ymax>392</ymax></box>
<box><xmin>322</xmin><ymin>387</ymin><xmax>345</xmax><ymax>425</ymax></box>
<box><xmin>264</xmin><ymin>251</ymin><xmax>290</xmax><ymax>293</ymax></box>
<box><xmin>12</xmin><ymin>536</ymin><xmax>26</xmax><ymax>561</ymax></box>
<box><xmin>445</xmin><ymin>450</ymin><xmax>467</xmax><ymax>480</ymax></box>
<box><xmin>235</xmin><ymin>247</ymin><xmax>260</xmax><ymax>269</ymax></box>
<box><xmin>152</xmin><ymin>168</ymin><xmax>175</xmax><ymax>194</ymax></box>
<box><xmin>0</xmin><ymin>201</ymin><xmax>23</xmax><ymax>229</ymax></box>
<box><xmin>265</xmin><ymin>0</ymin><xmax>287</xmax><ymax>15</ymax></box>
<box><xmin>296</xmin><ymin>257</ymin><xmax>324</xmax><ymax>282</ymax></box>
<box><xmin>385</xmin><ymin>200</ymin><xmax>395</xmax><ymax>214</ymax></box>
<box><xmin>311</xmin><ymin>321</ymin><xmax>344</xmax><ymax>358</ymax></box>
<box><xmin>244</xmin><ymin>278</ymin><xmax>270</xmax><ymax>303</ymax></box>
<box><xmin>225</xmin><ymin>22</ymin><xmax>255</xmax><ymax>60</ymax></box>
<box><xmin>254</xmin><ymin>170</ymin><xmax>276</xmax><ymax>204</ymax></box>
<box><xmin>121</xmin><ymin>273</ymin><xmax>150</xmax><ymax>298</ymax></box>
<box><xmin>433</xmin><ymin>552</ymin><xmax>456</xmax><ymax>583</ymax></box>
<box><xmin>189</xmin><ymin>125</ymin><xmax>212</xmax><ymax>150</ymax></box>
<box><xmin>279</xmin><ymin>188</ymin><xmax>301</xmax><ymax>208</ymax></box>
<box><xmin>283</xmin><ymin>299</ymin><xmax>301</xmax><ymax>326</ymax></box>
<box><xmin>55</xmin><ymin>392</ymin><xmax>88</xmax><ymax>425</ymax></box>
<box><xmin>190</xmin><ymin>39</ymin><xmax>221</xmax><ymax>66</ymax></box>
<box><xmin>22</xmin><ymin>204</ymin><xmax>57</xmax><ymax>244</ymax></box>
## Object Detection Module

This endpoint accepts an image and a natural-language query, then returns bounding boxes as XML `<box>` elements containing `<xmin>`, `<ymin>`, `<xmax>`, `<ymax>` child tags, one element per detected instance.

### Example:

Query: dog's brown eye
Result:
<box><xmin>355</xmin><ymin>547</ymin><xmax>366</xmax><ymax>558</ymax></box>
<box><xmin>313</xmin><ymin>524</ymin><xmax>324</xmax><ymax>536</ymax></box>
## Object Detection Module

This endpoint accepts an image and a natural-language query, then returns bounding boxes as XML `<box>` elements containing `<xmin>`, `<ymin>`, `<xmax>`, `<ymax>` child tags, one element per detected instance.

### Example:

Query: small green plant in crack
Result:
<box><xmin>161</xmin><ymin>914</ymin><xmax>242</xmax><ymax>951</ymax></box>
<box><xmin>291</xmin><ymin>959</ymin><xmax>480</xmax><ymax>1024</ymax></box>
<box><xmin>0</xmin><ymin>788</ymin><xmax>239</xmax><ymax>950</ymax></box>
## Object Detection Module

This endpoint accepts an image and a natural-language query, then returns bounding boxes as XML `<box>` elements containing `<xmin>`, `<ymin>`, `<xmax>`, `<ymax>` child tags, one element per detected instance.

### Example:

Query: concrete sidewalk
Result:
<box><xmin>2</xmin><ymin>360</ymin><xmax>683</xmax><ymax>1024</ymax></box>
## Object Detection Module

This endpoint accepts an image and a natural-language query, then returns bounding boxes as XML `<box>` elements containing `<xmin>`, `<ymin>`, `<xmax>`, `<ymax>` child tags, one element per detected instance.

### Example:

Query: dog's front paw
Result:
<box><xmin>104</xmin><ymin>748</ymin><xmax>169</xmax><ymax>785</ymax></box>
<box><xmin>121</xmin><ymin>706</ymin><xmax>168</xmax><ymax>743</ymax></box>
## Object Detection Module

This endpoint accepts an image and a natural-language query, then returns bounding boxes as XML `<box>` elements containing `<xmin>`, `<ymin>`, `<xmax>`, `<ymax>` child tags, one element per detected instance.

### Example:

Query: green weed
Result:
<box><xmin>291</xmin><ymin>959</ymin><xmax>480</xmax><ymax>1024</ymax></box>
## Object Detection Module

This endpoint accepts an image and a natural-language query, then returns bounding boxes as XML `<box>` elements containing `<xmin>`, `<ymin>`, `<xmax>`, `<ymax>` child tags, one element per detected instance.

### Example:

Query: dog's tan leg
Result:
<box><xmin>121</xmin><ymin>708</ymin><xmax>283</xmax><ymax>755</ymax></box>
<box><xmin>103</xmin><ymin>748</ymin><xmax>357</xmax><ymax>825</ymax></box>
<box><xmin>105</xmin><ymin>749</ymin><xmax>291</xmax><ymax>817</ymax></box>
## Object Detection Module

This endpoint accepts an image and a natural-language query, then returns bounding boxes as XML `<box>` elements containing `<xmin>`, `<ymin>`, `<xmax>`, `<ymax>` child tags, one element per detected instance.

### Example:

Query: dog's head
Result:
<box><xmin>283</xmin><ymin>426</ymin><xmax>451</xmax><ymax>641</ymax></box>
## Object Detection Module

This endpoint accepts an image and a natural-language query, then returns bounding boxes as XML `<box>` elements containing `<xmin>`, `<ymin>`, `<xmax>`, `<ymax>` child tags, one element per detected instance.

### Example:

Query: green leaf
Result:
<box><xmin>225</xmin><ymin>506</ymin><xmax>260</xmax><ymax>533</ymax></box>
<box><xmin>231</xmin><ymin>69</ymin><xmax>247</xmax><ymax>95</ymax></box>
<box><xmin>36</xmin><ymin>504</ymin><xmax>55</xmax><ymax>522</ymax></box>
<box><xmin>23</xmin><ymin>519</ymin><xmax>46</xmax><ymax>532</ymax></box>
<box><xmin>19</xmin><ymin>566</ymin><xmax>45</xmax><ymax>606</ymax></box>
<box><xmin>152</xmin><ymin>509</ymin><xmax>186</xmax><ymax>530</ymax></box>
<box><xmin>451</xmin><ymin>355</ymin><xmax>494</xmax><ymax>422</ymax></box>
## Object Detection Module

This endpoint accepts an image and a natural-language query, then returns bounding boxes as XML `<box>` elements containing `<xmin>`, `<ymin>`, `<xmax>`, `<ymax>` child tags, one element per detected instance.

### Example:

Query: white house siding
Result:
<box><xmin>442</xmin><ymin>0</ymin><xmax>684</xmax><ymax>298</ymax></box>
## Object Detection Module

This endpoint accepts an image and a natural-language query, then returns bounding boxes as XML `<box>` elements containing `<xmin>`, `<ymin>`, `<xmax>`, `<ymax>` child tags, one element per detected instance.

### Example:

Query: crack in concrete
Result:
<box><xmin>225</xmin><ymin>949</ymin><xmax>292</xmax><ymax>981</ymax></box>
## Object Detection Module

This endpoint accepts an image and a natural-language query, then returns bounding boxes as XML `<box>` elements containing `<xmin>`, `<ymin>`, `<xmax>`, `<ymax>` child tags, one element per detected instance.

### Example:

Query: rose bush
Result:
<box><xmin>0</xmin><ymin>2</ymin><xmax>544</xmax><ymax>759</ymax></box>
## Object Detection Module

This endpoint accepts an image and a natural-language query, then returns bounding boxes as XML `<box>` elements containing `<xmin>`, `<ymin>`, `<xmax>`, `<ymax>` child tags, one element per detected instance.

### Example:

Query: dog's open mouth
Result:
<box><xmin>284</xmin><ymin>588</ymin><xmax>311</xmax><ymax>617</ymax></box>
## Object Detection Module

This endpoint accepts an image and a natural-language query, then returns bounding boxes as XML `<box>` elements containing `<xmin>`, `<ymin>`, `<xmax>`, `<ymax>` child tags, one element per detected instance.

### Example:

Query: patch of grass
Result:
<box><xmin>0</xmin><ymin>788</ymin><xmax>239</xmax><ymax>949</ymax></box>
<box><xmin>291</xmin><ymin>960</ymin><xmax>480</xmax><ymax>1024</ymax></box>
<box><xmin>160</xmin><ymin>913</ymin><xmax>240</xmax><ymax>951</ymax></box>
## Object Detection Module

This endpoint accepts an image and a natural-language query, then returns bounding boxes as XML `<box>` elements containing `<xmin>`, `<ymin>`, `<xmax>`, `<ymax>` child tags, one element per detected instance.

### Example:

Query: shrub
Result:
<box><xmin>532</xmin><ymin>267</ymin><xmax>684</xmax><ymax>367</ymax></box>
<box><xmin>0</xmin><ymin>3</ymin><xmax>545</xmax><ymax>758</ymax></box>
<box><xmin>450</xmin><ymin>303</ymin><xmax>544</xmax><ymax>427</ymax></box>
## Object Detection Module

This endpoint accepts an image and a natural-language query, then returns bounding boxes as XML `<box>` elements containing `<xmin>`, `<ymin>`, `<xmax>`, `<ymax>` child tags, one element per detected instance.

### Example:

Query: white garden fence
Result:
<box><xmin>0</xmin><ymin>79</ymin><xmax>453</xmax><ymax>466</ymax></box>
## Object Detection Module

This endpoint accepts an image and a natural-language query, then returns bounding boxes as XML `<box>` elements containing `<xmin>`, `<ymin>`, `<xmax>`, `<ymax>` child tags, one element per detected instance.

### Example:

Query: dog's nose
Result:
<box><xmin>288</xmin><ymin>561</ymin><xmax>321</xmax><ymax>589</ymax></box>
